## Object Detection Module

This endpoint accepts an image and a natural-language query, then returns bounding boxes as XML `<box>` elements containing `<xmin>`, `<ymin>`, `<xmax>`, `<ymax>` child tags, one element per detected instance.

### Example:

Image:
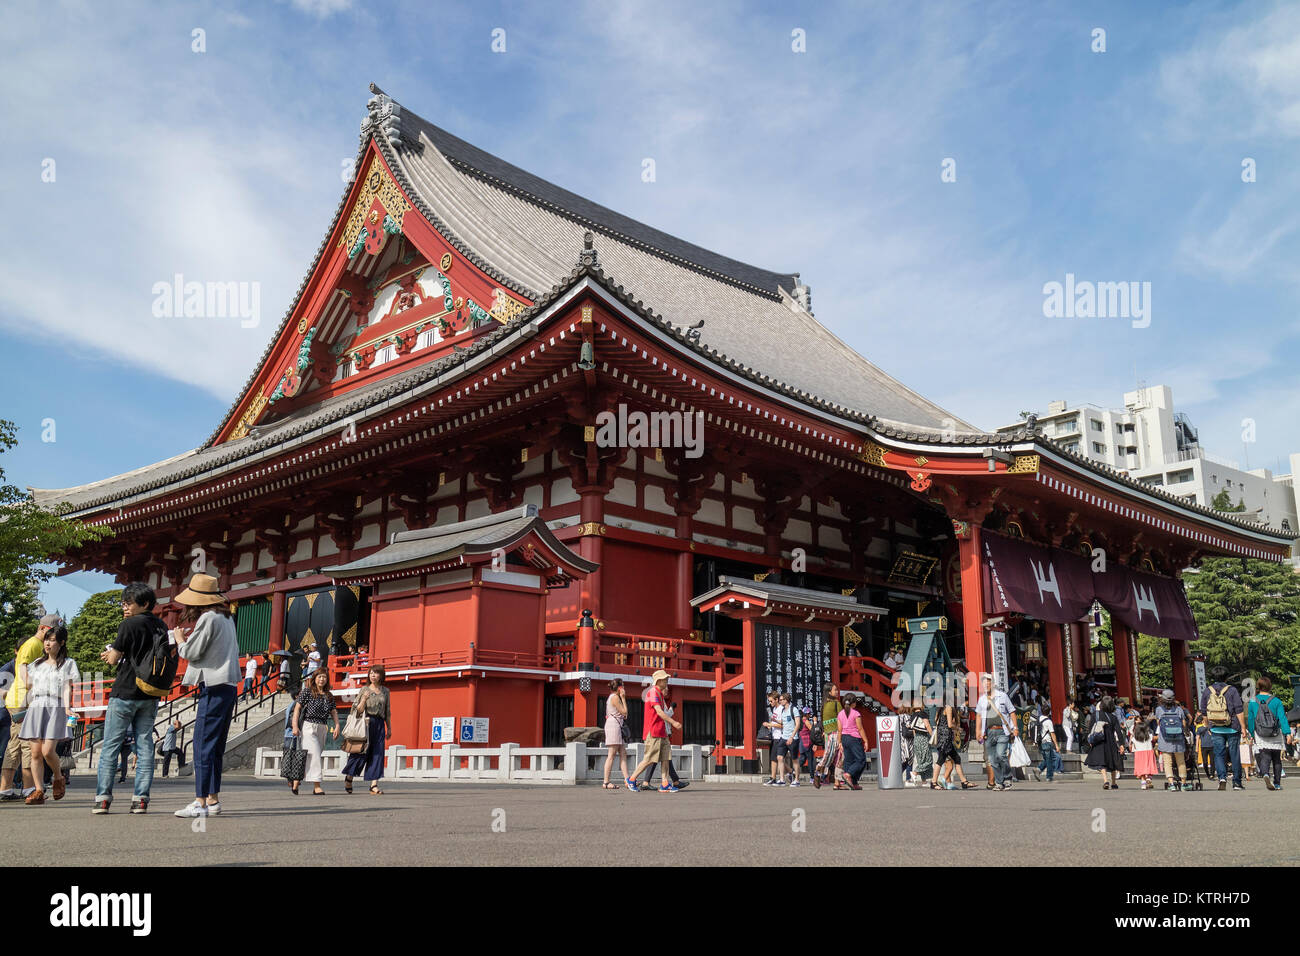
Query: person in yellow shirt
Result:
<box><xmin>1</xmin><ymin>614</ymin><xmax>63</xmax><ymax>800</ymax></box>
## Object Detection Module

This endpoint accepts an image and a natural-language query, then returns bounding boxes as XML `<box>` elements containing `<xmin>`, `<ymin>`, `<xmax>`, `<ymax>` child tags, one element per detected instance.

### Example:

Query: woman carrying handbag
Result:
<box><xmin>291</xmin><ymin>668</ymin><xmax>340</xmax><ymax>795</ymax></box>
<box><xmin>343</xmin><ymin>665</ymin><xmax>391</xmax><ymax>794</ymax></box>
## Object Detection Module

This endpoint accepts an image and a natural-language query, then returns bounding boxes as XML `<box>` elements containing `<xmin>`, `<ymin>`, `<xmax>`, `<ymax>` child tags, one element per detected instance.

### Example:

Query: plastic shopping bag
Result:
<box><xmin>1009</xmin><ymin>735</ymin><xmax>1031</xmax><ymax>768</ymax></box>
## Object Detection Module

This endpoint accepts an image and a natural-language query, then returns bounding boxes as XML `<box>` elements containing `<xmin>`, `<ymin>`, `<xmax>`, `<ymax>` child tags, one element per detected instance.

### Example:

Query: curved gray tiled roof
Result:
<box><xmin>24</xmin><ymin>86</ymin><xmax>1295</xmax><ymax>544</ymax></box>
<box><xmin>324</xmin><ymin>504</ymin><xmax>598</xmax><ymax>579</ymax></box>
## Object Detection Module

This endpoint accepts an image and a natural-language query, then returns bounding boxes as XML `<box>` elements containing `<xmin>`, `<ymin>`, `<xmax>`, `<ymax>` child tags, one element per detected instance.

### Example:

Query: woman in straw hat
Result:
<box><xmin>171</xmin><ymin>573</ymin><xmax>241</xmax><ymax>818</ymax></box>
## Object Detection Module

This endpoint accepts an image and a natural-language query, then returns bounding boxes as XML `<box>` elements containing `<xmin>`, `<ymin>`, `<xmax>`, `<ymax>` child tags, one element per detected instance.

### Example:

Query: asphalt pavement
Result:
<box><xmin>6</xmin><ymin>772</ymin><xmax>1299</xmax><ymax>866</ymax></box>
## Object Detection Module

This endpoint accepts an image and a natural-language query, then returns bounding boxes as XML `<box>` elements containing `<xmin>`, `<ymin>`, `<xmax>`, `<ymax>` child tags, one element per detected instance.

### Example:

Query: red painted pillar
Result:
<box><xmin>713</xmin><ymin>661</ymin><xmax>726</xmax><ymax>772</ymax></box>
<box><xmin>675</xmin><ymin>513</ymin><xmax>694</xmax><ymax>634</ymax></box>
<box><xmin>578</xmin><ymin>489</ymin><xmax>605</xmax><ymax>623</ymax></box>
<box><xmin>1112</xmin><ymin>623</ymin><xmax>1135</xmax><ymax>704</ymax></box>
<box><xmin>1045</xmin><ymin>622</ymin><xmax>1067</xmax><ymax>720</ymax></box>
<box><xmin>1170</xmin><ymin>640</ymin><xmax>1191</xmax><ymax>707</ymax></box>
<box><xmin>957</xmin><ymin>525</ymin><xmax>990</xmax><ymax>677</ymax></box>
<box><xmin>268</xmin><ymin>587</ymin><xmax>286</xmax><ymax>655</ymax></box>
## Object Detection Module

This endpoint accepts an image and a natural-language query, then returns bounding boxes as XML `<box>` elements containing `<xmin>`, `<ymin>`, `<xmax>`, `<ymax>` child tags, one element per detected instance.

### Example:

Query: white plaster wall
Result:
<box><xmin>645</xmin><ymin>483</ymin><xmax>675</xmax><ymax>517</ymax></box>
<box><xmin>641</xmin><ymin>453</ymin><xmax>671</xmax><ymax>481</ymax></box>
<box><xmin>551</xmin><ymin>475</ymin><xmax>579</xmax><ymax>506</ymax></box>
<box><xmin>354</xmin><ymin>523</ymin><xmax>381</xmax><ymax>550</ymax></box>
<box><xmin>696</xmin><ymin>497</ymin><xmax>725</xmax><ymax>526</ymax></box>
<box><xmin>732</xmin><ymin>505</ymin><xmax>762</xmax><ymax>536</ymax></box>
<box><xmin>608</xmin><ymin>476</ymin><xmax>637</xmax><ymax>506</ymax></box>
<box><xmin>786</xmin><ymin>518</ymin><xmax>814</xmax><ymax>545</ymax></box>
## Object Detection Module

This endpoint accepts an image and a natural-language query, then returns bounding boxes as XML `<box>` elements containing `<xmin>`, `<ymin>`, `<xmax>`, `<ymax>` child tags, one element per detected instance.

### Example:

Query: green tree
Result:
<box><xmin>1136</xmin><ymin>634</ymin><xmax>1172</xmax><ymax>692</ymax></box>
<box><xmin>1209</xmin><ymin>488</ymin><xmax>1246</xmax><ymax>513</ymax></box>
<box><xmin>0</xmin><ymin>567</ymin><xmax>44</xmax><ymax>659</ymax></box>
<box><xmin>0</xmin><ymin>421</ymin><xmax>112</xmax><ymax>585</ymax></box>
<box><xmin>1185</xmin><ymin>557</ymin><xmax>1300</xmax><ymax>706</ymax></box>
<box><xmin>68</xmin><ymin>588</ymin><xmax>123</xmax><ymax>680</ymax></box>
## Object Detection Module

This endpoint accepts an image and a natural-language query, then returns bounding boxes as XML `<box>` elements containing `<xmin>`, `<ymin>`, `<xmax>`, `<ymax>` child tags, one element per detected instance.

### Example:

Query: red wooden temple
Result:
<box><xmin>34</xmin><ymin>85</ymin><xmax>1294</xmax><ymax>771</ymax></box>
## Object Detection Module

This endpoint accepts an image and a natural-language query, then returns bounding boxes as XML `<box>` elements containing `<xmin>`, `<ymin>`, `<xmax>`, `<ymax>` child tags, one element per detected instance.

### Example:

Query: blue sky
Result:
<box><xmin>3</xmin><ymin>0</ymin><xmax>1298</xmax><ymax>618</ymax></box>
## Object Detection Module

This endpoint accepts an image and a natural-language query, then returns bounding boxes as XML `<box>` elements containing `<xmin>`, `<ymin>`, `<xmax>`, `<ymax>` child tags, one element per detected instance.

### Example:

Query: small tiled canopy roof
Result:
<box><xmin>692</xmin><ymin>575</ymin><xmax>888</xmax><ymax>623</ymax></box>
<box><xmin>323</xmin><ymin>504</ymin><xmax>597</xmax><ymax>585</ymax></box>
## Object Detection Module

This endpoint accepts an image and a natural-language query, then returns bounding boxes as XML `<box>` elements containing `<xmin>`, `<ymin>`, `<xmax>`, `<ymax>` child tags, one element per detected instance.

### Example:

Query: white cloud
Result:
<box><xmin>1158</xmin><ymin>4</ymin><xmax>1300</xmax><ymax>140</ymax></box>
<box><xmin>285</xmin><ymin>0</ymin><xmax>352</xmax><ymax>18</ymax></box>
<box><xmin>1178</xmin><ymin>194</ymin><xmax>1299</xmax><ymax>281</ymax></box>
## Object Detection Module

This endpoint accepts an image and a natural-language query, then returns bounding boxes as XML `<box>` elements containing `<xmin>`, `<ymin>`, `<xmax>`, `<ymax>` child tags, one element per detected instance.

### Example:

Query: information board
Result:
<box><xmin>458</xmin><ymin>716</ymin><xmax>490</xmax><ymax>743</ymax></box>
<box><xmin>430</xmin><ymin>717</ymin><xmax>455</xmax><ymax>744</ymax></box>
<box><xmin>756</xmin><ymin>623</ymin><xmax>833</xmax><ymax>729</ymax></box>
<box><xmin>989</xmin><ymin>630</ymin><xmax>1009</xmax><ymax>692</ymax></box>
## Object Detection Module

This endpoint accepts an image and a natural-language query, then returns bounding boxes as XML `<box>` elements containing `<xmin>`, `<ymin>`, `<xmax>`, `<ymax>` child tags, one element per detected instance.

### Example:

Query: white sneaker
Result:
<box><xmin>206</xmin><ymin>802</ymin><xmax>221</xmax><ymax>815</ymax></box>
<box><xmin>21</xmin><ymin>787</ymin><xmax>36</xmax><ymax>797</ymax></box>
<box><xmin>174</xmin><ymin>800</ymin><xmax>208</xmax><ymax>818</ymax></box>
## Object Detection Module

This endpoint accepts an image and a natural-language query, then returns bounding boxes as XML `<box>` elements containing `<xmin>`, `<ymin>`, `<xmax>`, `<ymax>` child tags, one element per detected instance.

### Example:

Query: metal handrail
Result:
<box><xmin>83</xmin><ymin>671</ymin><xmax>284</xmax><ymax>769</ymax></box>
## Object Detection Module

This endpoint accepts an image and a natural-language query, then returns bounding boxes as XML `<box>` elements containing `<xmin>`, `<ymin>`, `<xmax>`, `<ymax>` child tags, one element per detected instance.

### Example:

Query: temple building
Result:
<box><xmin>34</xmin><ymin>85</ymin><xmax>1294</xmax><ymax>770</ymax></box>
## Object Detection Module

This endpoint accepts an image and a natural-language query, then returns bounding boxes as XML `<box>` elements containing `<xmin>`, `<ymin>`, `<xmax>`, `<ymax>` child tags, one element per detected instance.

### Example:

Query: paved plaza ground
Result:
<box><xmin>6</xmin><ymin>773</ymin><xmax>1300</xmax><ymax>866</ymax></box>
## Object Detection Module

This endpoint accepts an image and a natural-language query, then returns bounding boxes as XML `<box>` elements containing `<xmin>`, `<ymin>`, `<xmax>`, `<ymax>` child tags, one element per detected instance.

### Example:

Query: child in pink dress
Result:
<box><xmin>1132</xmin><ymin>712</ymin><xmax>1158</xmax><ymax>789</ymax></box>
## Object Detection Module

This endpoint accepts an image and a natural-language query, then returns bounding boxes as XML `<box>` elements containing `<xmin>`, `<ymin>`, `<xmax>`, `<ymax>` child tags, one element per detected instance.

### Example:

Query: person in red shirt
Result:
<box><xmin>626</xmin><ymin>670</ymin><xmax>682</xmax><ymax>792</ymax></box>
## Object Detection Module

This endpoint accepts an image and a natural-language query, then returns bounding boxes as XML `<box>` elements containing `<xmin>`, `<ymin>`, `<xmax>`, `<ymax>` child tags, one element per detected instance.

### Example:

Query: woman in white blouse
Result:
<box><xmin>20</xmin><ymin>625</ymin><xmax>79</xmax><ymax>804</ymax></box>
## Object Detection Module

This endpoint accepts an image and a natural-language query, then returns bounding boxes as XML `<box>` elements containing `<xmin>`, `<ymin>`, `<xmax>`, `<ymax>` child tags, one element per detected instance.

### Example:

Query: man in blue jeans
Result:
<box><xmin>976</xmin><ymin>675</ymin><xmax>1018</xmax><ymax>790</ymax></box>
<box><xmin>95</xmin><ymin>582</ymin><xmax>168</xmax><ymax>814</ymax></box>
<box><xmin>1199</xmin><ymin>668</ymin><xmax>1248</xmax><ymax>792</ymax></box>
<box><xmin>1033</xmin><ymin>698</ymin><xmax>1063</xmax><ymax>782</ymax></box>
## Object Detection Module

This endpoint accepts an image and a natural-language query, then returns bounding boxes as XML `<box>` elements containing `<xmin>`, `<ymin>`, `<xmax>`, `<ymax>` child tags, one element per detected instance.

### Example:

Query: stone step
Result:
<box><xmin>72</xmin><ymin>693</ymin><xmax>291</xmax><ymax>774</ymax></box>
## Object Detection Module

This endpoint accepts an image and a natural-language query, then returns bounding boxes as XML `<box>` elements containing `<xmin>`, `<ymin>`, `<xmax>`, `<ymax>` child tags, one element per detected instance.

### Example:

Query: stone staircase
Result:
<box><xmin>71</xmin><ymin>690</ymin><xmax>292</xmax><ymax>775</ymax></box>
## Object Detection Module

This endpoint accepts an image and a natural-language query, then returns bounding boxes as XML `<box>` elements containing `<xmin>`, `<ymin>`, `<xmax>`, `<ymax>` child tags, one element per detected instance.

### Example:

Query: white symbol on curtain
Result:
<box><xmin>1132</xmin><ymin>582</ymin><xmax>1160</xmax><ymax>623</ymax></box>
<box><xmin>1030</xmin><ymin>559</ymin><xmax>1062</xmax><ymax>606</ymax></box>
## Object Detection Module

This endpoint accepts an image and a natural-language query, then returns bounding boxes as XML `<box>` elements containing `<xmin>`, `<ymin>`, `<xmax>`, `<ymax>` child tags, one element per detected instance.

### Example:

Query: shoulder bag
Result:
<box><xmin>280</xmin><ymin>735</ymin><xmax>307</xmax><ymax>781</ymax></box>
<box><xmin>341</xmin><ymin>690</ymin><xmax>370</xmax><ymax>753</ymax></box>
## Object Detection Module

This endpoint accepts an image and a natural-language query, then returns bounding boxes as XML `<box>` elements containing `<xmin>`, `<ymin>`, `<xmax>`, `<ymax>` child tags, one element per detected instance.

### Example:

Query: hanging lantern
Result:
<box><xmin>1023</xmin><ymin>637</ymin><xmax>1045</xmax><ymax>663</ymax></box>
<box><xmin>1091</xmin><ymin>646</ymin><xmax>1112</xmax><ymax>669</ymax></box>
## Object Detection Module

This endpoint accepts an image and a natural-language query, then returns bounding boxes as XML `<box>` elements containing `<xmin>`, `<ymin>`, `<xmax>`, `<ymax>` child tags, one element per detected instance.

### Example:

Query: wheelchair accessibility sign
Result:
<box><xmin>458</xmin><ymin>717</ymin><xmax>490</xmax><ymax>743</ymax></box>
<box><xmin>430</xmin><ymin>717</ymin><xmax>455</xmax><ymax>744</ymax></box>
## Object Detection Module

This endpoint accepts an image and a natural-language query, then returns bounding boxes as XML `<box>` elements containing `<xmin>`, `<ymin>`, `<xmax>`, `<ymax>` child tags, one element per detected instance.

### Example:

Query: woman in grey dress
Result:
<box><xmin>20</xmin><ymin>625</ymin><xmax>79</xmax><ymax>804</ymax></box>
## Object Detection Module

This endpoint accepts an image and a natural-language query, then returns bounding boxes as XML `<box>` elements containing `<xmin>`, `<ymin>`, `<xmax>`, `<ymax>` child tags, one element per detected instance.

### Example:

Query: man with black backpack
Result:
<box><xmin>94</xmin><ymin>582</ymin><xmax>172</xmax><ymax>814</ymax></box>
<box><xmin>1199</xmin><ymin>667</ymin><xmax>1248</xmax><ymax>792</ymax></box>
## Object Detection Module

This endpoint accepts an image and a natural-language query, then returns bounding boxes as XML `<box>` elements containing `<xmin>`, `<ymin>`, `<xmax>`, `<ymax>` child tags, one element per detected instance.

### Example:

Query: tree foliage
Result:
<box><xmin>1209</xmin><ymin>488</ymin><xmax>1246</xmax><ymax>513</ymax></box>
<box><xmin>0</xmin><ymin>419</ymin><xmax>111</xmax><ymax>586</ymax></box>
<box><xmin>0</xmin><ymin>567</ymin><xmax>44</xmax><ymax>658</ymax></box>
<box><xmin>1185</xmin><ymin>557</ymin><xmax>1300</xmax><ymax>707</ymax></box>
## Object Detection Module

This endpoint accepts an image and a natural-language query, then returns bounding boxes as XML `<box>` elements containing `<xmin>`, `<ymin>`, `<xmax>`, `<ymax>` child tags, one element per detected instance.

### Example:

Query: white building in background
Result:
<box><xmin>995</xmin><ymin>386</ymin><xmax>1300</xmax><ymax>550</ymax></box>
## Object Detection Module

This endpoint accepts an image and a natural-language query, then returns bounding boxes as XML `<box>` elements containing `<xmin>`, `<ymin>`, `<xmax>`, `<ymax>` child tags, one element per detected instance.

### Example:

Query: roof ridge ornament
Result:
<box><xmin>791</xmin><ymin>272</ymin><xmax>813</xmax><ymax>314</ymax></box>
<box><xmin>363</xmin><ymin>83</ymin><xmax>402</xmax><ymax>143</ymax></box>
<box><xmin>578</xmin><ymin>231</ymin><xmax>599</xmax><ymax>269</ymax></box>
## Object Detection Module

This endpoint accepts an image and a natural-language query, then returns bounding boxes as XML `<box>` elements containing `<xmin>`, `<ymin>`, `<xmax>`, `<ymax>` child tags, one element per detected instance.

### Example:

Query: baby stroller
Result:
<box><xmin>1173</xmin><ymin>731</ymin><xmax>1203</xmax><ymax>791</ymax></box>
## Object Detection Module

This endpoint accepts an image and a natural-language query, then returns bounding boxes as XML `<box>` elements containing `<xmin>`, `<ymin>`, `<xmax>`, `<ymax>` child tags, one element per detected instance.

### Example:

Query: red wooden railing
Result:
<box><xmin>837</xmin><ymin>655</ymin><xmax>898</xmax><ymax>713</ymax></box>
<box><xmin>545</xmin><ymin>631</ymin><xmax>743</xmax><ymax>680</ymax></box>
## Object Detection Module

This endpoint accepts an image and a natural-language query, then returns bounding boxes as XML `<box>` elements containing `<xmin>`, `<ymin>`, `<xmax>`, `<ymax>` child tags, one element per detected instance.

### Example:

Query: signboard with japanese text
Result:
<box><xmin>990</xmin><ymin>630</ymin><xmax>1009</xmax><ymax>692</ymax></box>
<box><xmin>756</xmin><ymin>623</ymin><xmax>834</xmax><ymax>731</ymax></box>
